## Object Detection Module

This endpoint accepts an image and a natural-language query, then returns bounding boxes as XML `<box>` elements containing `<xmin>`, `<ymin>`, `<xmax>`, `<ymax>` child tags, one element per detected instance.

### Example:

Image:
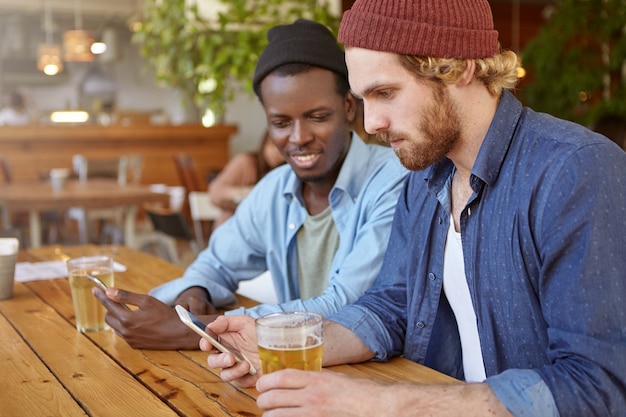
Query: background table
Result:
<box><xmin>0</xmin><ymin>245</ymin><xmax>458</xmax><ymax>416</ymax></box>
<box><xmin>0</xmin><ymin>179</ymin><xmax>168</xmax><ymax>248</ymax></box>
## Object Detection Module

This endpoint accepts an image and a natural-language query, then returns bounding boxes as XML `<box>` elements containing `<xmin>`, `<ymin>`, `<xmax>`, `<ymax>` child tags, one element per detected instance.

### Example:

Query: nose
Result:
<box><xmin>363</xmin><ymin>102</ymin><xmax>388</xmax><ymax>135</ymax></box>
<box><xmin>288</xmin><ymin>120</ymin><xmax>312</xmax><ymax>146</ymax></box>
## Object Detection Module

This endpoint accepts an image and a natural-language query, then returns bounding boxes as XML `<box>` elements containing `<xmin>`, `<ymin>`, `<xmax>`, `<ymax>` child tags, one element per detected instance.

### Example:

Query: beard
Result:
<box><xmin>379</xmin><ymin>84</ymin><xmax>460</xmax><ymax>172</ymax></box>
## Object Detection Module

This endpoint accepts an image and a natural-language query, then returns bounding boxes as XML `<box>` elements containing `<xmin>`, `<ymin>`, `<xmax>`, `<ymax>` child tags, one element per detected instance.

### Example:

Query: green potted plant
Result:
<box><xmin>132</xmin><ymin>0</ymin><xmax>340</xmax><ymax>120</ymax></box>
<box><xmin>520</xmin><ymin>0</ymin><xmax>626</xmax><ymax>127</ymax></box>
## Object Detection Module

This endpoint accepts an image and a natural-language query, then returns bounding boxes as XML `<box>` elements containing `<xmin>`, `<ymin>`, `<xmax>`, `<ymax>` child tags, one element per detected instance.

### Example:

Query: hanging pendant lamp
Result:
<box><xmin>37</xmin><ymin>0</ymin><xmax>63</xmax><ymax>75</ymax></box>
<box><xmin>63</xmin><ymin>0</ymin><xmax>94</xmax><ymax>62</ymax></box>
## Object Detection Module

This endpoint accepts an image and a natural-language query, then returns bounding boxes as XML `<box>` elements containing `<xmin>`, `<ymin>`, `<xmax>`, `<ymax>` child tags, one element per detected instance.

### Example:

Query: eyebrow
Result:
<box><xmin>267</xmin><ymin>105</ymin><xmax>332</xmax><ymax>119</ymax></box>
<box><xmin>351</xmin><ymin>82</ymin><xmax>384</xmax><ymax>101</ymax></box>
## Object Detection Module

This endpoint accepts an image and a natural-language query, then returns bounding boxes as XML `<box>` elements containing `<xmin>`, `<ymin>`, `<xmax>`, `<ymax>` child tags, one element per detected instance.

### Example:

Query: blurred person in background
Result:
<box><xmin>0</xmin><ymin>90</ymin><xmax>35</xmax><ymax>126</ymax></box>
<box><xmin>209</xmin><ymin>131</ymin><xmax>285</xmax><ymax>228</ymax></box>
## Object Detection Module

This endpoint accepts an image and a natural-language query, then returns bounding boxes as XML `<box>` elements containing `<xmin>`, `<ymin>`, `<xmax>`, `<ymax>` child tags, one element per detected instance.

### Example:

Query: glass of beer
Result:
<box><xmin>256</xmin><ymin>311</ymin><xmax>323</xmax><ymax>374</ymax></box>
<box><xmin>66</xmin><ymin>255</ymin><xmax>114</xmax><ymax>332</ymax></box>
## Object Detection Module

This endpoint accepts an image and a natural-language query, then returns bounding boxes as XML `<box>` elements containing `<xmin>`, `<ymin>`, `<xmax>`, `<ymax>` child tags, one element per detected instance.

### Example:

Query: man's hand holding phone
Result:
<box><xmin>203</xmin><ymin>315</ymin><xmax>261</xmax><ymax>387</ymax></box>
<box><xmin>175</xmin><ymin>305</ymin><xmax>257</xmax><ymax>375</ymax></box>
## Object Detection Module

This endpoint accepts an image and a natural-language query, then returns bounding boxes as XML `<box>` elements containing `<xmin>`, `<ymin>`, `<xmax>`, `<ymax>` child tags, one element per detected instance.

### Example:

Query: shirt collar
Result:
<box><xmin>427</xmin><ymin>90</ymin><xmax>523</xmax><ymax>193</ymax></box>
<box><xmin>471</xmin><ymin>90</ymin><xmax>523</xmax><ymax>186</ymax></box>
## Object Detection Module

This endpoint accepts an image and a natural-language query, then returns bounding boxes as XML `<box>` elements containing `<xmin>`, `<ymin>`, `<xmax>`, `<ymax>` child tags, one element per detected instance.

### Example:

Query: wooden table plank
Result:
<box><xmin>327</xmin><ymin>358</ymin><xmax>460</xmax><ymax>385</ymax></box>
<box><xmin>0</xmin><ymin>179</ymin><xmax>168</xmax><ymax>212</ymax></box>
<box><xmin>20</xmin><ymin>245</ymin><xmax>263</xmax><ymax>416</ymax></box>
<box><xmin>0</xmin><ymin>284</ymin><xmax>179</xmax><ymax>417</ymax></box>
<box><xmin>0</xmin><ymin>312</ymin><xmax>88</xmax><ymax>417</ymax></box>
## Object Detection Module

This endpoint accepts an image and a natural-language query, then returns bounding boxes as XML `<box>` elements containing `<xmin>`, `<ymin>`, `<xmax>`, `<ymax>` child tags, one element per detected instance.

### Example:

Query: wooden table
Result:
<box><xmin>0</xmin><ymin>179</ymin><xmax>169</xmax><ymax>248</ymax></box>
<box><xmin>0</xmin><ymin>245</ymin><xmax>459</xmax><ymax>416</ymax></box>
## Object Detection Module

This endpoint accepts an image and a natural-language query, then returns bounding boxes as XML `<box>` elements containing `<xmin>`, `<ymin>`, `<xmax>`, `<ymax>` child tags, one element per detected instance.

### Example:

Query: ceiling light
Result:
<box><xmin>90</xmin><ymin>41</ymin><xmax>107</xmax><ymax>55</ymax></box>
<box><xmin>37</xmin><ymin>0</ymin><xmax>63</xmax><ymax>75</ymax></box>
<box><xmin>38</xmin><ymin>44</ymin><xmax>64</xmax><ymax>75</ymax></box>
<box><xmin>63</xmin><ymin>0</ymin><xmax>94</xmax><ymax>62</ymax></box>
<box><xmin>50</xmin><ymin>111</ymin><xmax>90</xmax><ymax>124</ymax></box>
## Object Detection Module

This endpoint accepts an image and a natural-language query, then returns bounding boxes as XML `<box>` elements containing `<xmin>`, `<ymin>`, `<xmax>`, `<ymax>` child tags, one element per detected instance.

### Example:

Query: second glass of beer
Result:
<box><xmin>256</xmin><ymin>311</ymin><xmax>323</xmax><ymax>374</ymax></box>
<box><xmin>66</xmin><ymin>255</ymin><xmax>114</xmax><ymax>332</ymax></box>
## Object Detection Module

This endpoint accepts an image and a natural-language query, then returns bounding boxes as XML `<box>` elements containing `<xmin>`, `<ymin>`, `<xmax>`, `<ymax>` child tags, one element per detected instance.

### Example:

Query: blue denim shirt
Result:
<box><xmin>151</xmin><ymin>134</ymin><xmax>408</xmax><ymax>318</ymax></box>
<box><xmin>330</xmin><ymin>91</ymin><xmax>626</xmax><ymax>416</ymax></box>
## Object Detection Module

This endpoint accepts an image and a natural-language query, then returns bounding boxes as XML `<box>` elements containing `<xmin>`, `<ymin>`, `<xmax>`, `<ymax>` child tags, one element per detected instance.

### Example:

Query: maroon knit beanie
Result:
<box><xmin>338</xmin><ymin>0</ymin><xmax>499</xmax><ymax>59</ymax></box>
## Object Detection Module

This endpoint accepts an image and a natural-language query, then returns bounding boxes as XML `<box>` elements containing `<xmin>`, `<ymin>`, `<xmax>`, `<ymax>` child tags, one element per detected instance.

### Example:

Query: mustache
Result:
<box><xmin>376</xmin><ymin>131</ymin><xmax>404</xmax><ymax>144</ymax></box>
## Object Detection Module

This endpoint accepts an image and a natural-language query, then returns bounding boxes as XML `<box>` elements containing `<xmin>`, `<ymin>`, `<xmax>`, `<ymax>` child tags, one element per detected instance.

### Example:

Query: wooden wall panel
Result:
<box><xmin>0</xmin><ymin>124</ymin><xmax>236</xmax><ymax>187</ymax></box>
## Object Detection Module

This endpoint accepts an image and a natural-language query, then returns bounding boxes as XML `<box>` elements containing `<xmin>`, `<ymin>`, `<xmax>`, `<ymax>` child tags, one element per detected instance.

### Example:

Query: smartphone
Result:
<box><xmin>174</xmin><ymin>305</ymin><xmax>257</xmax><ymax>375</ymax></box>
<box><xmin>87</xmin><ymin>274</ymin><xmax>130</xmax><ymax>310</ymax></box>
<box><xmin>86</xmin><ymin>273</ymin><xmax>109</xmax><ymax>292</ymax></box>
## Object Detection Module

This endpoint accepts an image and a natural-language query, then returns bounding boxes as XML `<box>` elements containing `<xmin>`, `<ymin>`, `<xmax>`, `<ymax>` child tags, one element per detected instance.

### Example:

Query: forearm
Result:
<box><xmin>210</xmin><ymin>186</ymin><xmax>251</xmax><ymax>210</ymax></box>
<box><xmin>376</xmin><ymin>382</ymin><xmax>513</xmax><ymax>417</ymax></box>
<box><xmin>322</xmin><ymin>320</ymin><xmax>375</xmax><ymax>366</ymax></box>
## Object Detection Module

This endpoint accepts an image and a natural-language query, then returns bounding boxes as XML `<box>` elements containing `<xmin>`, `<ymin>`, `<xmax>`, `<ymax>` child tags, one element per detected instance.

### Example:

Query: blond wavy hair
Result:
<box><xmin>399</xmin><ymin>49</ymin><xmax>519</xmax><ymax>96</ymax></box>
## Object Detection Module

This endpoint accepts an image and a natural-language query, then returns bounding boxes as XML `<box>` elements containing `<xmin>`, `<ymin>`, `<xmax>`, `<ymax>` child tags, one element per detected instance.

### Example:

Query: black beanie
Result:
<box><xmin>252</xmin><ymin>19</ymin><xmax>347</xmax><ymax>98</ymax></box>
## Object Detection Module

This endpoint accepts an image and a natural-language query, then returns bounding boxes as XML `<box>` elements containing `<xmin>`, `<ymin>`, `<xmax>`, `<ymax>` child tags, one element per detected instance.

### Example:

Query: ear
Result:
<box><xmin>345</xmin><ymin>92</ymin><xmax>357</xmax><ymax>123</ymax></box>
<box><xmin>457</xmin><ymin>59</ymin><xmax>475</xmax><ymax>87</ymax></box>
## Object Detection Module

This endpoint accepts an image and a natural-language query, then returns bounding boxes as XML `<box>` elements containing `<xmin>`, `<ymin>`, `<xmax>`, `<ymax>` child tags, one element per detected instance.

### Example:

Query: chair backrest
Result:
<box><xmin>172</xmin><ymin>153</ymin><xmax>203</xmax><ymax>192</ymax></box>
<box><xmin>72</xmin><ymin>154</ymin><xmax>144</xmax><ymax>186</ymax></box>
<box><xmin>0</xmin><ymin>157</ymin><xmax>12</xmax><ymax>184</ymax></box>
<box><xmin>126</xmin><ymin>154</ymin><xmax>144</xmax><ymax>185</ymax></box>
<box><xmin>144</xmin><ymin>204</ymin><xmax>195</xmax><ymax>242</ymax></box>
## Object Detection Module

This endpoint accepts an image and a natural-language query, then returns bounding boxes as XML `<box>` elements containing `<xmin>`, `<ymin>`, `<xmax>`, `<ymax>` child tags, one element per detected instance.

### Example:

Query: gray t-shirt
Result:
<box><xmin>296</xmin><ymin>206</ymin><xmax>339</xmax><ymax>300</ymax></box>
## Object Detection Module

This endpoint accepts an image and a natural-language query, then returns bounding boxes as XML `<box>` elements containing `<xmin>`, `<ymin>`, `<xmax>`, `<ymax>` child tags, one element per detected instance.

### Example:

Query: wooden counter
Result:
<box><xmin>0</xmin><ymin>124</ymin><xmax>237</xmax><ymax>186</ymax></box>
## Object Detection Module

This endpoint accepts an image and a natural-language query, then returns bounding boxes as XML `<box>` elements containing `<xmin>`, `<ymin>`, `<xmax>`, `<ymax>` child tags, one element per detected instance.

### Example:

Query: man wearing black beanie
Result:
<box><xmin>95</xmin><ymin>19</ymin><xmax>407</xmax><ymax>351</ymax></box>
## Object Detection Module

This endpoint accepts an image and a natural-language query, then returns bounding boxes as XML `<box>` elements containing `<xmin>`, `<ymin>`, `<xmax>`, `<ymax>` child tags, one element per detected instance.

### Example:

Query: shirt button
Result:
<box><xmin>428</xmin><ymin>272</ymin><xmax>436</xmax><ymax>281</ymax></box>
<box><xmin>417</xmin><ymin>322</ymin><xmax>425</xmax><ymax>329</ymax></box>
<box><xmin>289</xmin><ymin>223</ymin><xmax>296</xmax><ymax>230</ymax></box>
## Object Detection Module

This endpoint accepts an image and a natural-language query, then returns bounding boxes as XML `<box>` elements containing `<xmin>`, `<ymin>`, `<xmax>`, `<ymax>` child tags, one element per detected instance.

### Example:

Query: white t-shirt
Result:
<box><xmin>442</xmin><ymin>216</ymin><xmax>487</xmax><ymax>382</ymax></box>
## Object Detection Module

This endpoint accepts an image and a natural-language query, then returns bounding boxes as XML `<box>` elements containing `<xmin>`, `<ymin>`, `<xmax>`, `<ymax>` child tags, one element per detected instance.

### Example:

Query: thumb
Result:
<box><xmin>105</xmin><ymin>287</ymin><xmax>145</xmax><ymax>307</ymax></box>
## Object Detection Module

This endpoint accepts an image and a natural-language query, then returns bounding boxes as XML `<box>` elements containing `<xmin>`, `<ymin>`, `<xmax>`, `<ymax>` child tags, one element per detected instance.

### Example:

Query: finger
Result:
<box><xmin>256</xmin><ymin>369</ymin><xmax>310</xmax><ymax>393</ymax></box>
<box><xmin>220</xmin><ymin>362</ymin><xmax>258</xmax><ymax>387</ymax></box>
<box><xmin>207</xmin><ymin>351</ymin><xmax>236</xmax><ymax>368</ymax></box>
<box><xmin>92</xmin><ymin>287</ymin><xmax>127</xmax><ymax>315</ymax></box>
<box><xmin>207</xmin><ymin>314</ymin><xmax>252</xmax><ymax>334</ymax></box>
<box><xmin>187</xmin><ymin>297</ymin><xmax>214</xmax><ymax>315</ymax></box>
<box><xmin>105</xmin><ymin>287</ymin><xmax>145</xmax><ymax>306</ymax></box>
<box><xmin>200</xmin><ymin>338</ymin><xmax>219</xmax><ymax>352</ymax></box>
<box><xmin>207</xmin><ymin>315</ymin><xmax>231</xmax><ymax>334</ymax></box>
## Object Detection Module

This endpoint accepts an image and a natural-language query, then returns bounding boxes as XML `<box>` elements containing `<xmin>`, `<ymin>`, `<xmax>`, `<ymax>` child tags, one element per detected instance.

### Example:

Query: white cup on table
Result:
<box><xmin>0</xmin><ymin>237</ymin><xmax>19</xmax><ymax>300</ymax></box>
<box><xmin>50</xmin><ymin>168</ymin><xmax>70</xmax><ymax>192</ymax></box>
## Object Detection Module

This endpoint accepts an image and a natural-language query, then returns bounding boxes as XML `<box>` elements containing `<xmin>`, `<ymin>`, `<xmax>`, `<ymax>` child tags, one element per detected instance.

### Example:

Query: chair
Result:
<box><xmin>0</xmin><ymin>157</ymin><xmax>12</xmax><ymax>183</ymax></box>
<box><xmin>143</xmin><ymin>203</ymin><xmax>201</xmax><ymax>266</ymax></box>
<box><xmin>172</xmin><ymin>153</ymin><xmax>220</xmax><ymax>242</ymax></box>
<box><xmin>188</xmin><ymin>191</ymin><xmax>221</xmax><ymax>247</ymax></box>
<box><xmin>0</xmin><ymin>157</ymin><xmax>63</xmax><ymax>244</ymax></box>
<box><xmin>68</xmin><ymin>154</ymin><xmax>144</xmax><ymax>243</ymax></box>
<box><xmin>172</xmin><ymin>153</ymin><xmax>204</xmax><ymax>193</ymax></box>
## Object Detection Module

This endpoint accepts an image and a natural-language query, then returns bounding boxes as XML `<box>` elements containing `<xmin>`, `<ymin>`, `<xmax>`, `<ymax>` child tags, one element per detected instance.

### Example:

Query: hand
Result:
<box><xmin>204</xmin><ymin>315</ymin><xmax>260</xmax><ymax>387</ymax></box>
<box><xmin>93</xmin><ymin>287</ymin><xmax>217</xmax><ymax>350</ymax></box>
<box><xmin>256</xmin><ymin>369</ymin><xmax>383</xmax><ymax>417</ymax></box>
<box><xmin>257</xmin><ymin>369</ymin><xmax>513</xmax><ymax>417</ymax></box>
<box><xmin>173</xmin><ymin>286</ymin><xmax>218</xmax><ymax>316</ymax></box>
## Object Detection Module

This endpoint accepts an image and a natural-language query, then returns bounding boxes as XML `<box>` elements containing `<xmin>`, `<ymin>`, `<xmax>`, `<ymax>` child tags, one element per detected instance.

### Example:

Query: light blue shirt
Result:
<box><xmin>150</xmin><ymin>134</ymin><xmax>408</xmax><ymax>318</ymax></box>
